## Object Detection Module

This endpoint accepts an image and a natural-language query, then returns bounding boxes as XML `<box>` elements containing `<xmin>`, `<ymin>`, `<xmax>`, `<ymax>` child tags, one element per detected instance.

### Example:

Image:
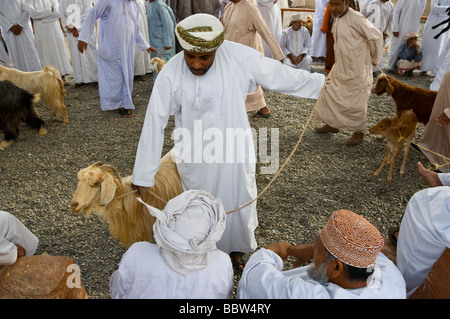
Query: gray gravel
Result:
<box><xmin>0</xmin><ymin>43</ymin><xmax>435</xmax><ymax>299</ymax></box>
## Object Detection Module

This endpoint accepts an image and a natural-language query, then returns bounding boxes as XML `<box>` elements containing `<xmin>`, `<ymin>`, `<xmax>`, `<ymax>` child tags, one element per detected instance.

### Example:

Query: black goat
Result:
<box><xmin>0</xmin><ymin>80</ymin><xmax>47</xmax><ymax>150</ymax></box>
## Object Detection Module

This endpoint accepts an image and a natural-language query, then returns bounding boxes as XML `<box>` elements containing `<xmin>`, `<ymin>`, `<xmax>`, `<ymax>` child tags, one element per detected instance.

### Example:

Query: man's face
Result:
<box><xmin>307</xmin><ymin>237</ymin><xmax>331</xmax><ymax>283</ymax></box>
<box><xmin>329</xmin><ymin>0</ymin><xmax>349</xmax><ymax>18</ymax></box>
<box><xmin>184</xmin><ymin>50</ymin><xmax>216</xmax><ymax>76</ymax></box>
<box><xmin>291</xmin><ymin>20</ymin><xmax>303</xmax><ymax>31</ymax></box>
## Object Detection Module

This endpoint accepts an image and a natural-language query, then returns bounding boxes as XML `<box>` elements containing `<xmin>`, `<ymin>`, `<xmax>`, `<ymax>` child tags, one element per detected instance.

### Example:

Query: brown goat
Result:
<box><xmin>70</xmin><ymin>150</ymin><xmax>183</xmax><ymax>248</ymax></box>
<box><xmin>372</xmin><ymin>74</ymin><xmax>437</xmax><ymax>125</ymax></box>
<box><xmin>369</xmin><ymin>110</ymin><xmax>418</xmax><ymax>183</ymax></box>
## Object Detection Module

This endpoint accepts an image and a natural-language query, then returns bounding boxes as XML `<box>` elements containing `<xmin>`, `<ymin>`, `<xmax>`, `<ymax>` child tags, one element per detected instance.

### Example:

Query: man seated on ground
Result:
<box><xmin>0</xmin><ymin>210</ymin><xmax>38</xmax><ymax>265</ymax></box>
<box><xmin>395</xmin><ymin>32</ymin><xmax>423</xmax><ymax>77</ymax></box>
<box><xmin>280</xmin><ymin>14</ymin><xmax>313</xmax><ymax>71</ymax></box>
<box><xmin>109</xmin><ymin>190</ymin><xmax>234</xmax><ymax>299</ymax></box>
<box><xmin>236</xmin><ymin>209</ymin><xmax>406</xmax><ymax>299</ymax></box>
<box><xmin>392</xmin><ymin>187</ymin><xmax>450</xmax><ymax>297</ymax></box>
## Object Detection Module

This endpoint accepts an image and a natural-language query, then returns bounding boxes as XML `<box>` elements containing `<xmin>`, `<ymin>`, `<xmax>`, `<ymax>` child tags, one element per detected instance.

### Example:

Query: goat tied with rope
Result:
<box><xmin>372</xmin><ymin>74</ymin><xmax>437</xmax><ymax>125</ymax></box>
<box><xmin>70</xmin><ymin>149</ymin><xmax>183</xmax><ymax>248</ymax></box>
<box><xmin>0</xmin><ymin>64</ymin><xmax>68</xmax><ymax>125</ymax></box>
<box><xmin>369</xmin><ymin>109</ymin><xmax>418</xmax><ymax>183</ymax></box>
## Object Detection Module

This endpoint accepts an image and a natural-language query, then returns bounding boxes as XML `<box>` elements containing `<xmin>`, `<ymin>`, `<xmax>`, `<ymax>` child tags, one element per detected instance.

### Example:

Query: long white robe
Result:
<box><xmin>0</xmin><ymin>211</ymin><xmax>38</xmax><ymax>265</ymax></box>
<box><xmin>279</xmin><ymin>26</ymin><xmax>312</xmax><ymax>71</ymax></box>
<box><xmin>361</xmin><ymin>0</ymin><xmax>394</xmax><ymax>72</ymax></box>
<box><xmin>0</xmin><ymin>0</ymin><xmax>41</xmax><ymax>71</ymax></box>
<box><xmin>236</xmin><ymin>248</ymin><xmax>406</xmax><ymax>299</ymax></box>
<box><xmin>0</xmin><ymin>35</ymin><xmax>9</xmax><ymax>66</ymax></box>
<box><xmin>134</xmin><ymin>0</ymin><xmax>152</xmax><ymax>76</ymax></box>
<box><xmin>387</xmin><ymin>0</ymin><xmax>426</xmax><ymax>70</ymax></box>
<box><xmin>109</xmin><ymin>242</ymin><xmax>233</xmax><ymax>299</ymax></box>
<box><xmin>132</xmin><ymin>40</ymin><xmax>325</xmax><ymax>254</ymax></box>
<box><xmin>310</xmin><ymin>0</ymin><xmax>328</xmax><ymax>58</ymax></box>
<box><xmin>396</xmin><ymin>187</ymin><xmax>450</xmax><ymax>298</ymax></box>
<box><xmin>314</xmin><ymin>8</ymin><xmax>383</xmax><ymax>132</ymax></box>
<box><xmin>257</xmin><ymin>0</ymin><xmax>283</xmax><ymax>59</ymax></box>
<box><xmin>26</xmin><ymin>0</ymin><xmax>73</xmax><ymax>75</ymax></box>
<box><xmin>78</xmin><ymin>0</ymin><xmax>150</xmax><ymax>111</ymax></box>
<box><xmin>60</xmin><ymin>0</ymin><xmax>98</xmax><ymax>84</ymax></box>
<box><xmin>420</xmin><ymin>0</ymin><xmax>450</xmax><ymax>73</ymax></box>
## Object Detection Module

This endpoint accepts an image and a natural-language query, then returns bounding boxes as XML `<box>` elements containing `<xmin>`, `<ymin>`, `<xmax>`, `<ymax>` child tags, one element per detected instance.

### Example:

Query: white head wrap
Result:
<box><xmin>175</xmin><ymin>13</ymin><xmax>225</xmax><ymax>53</ymax></box>
<box><xmin>138</xmin><ymin>190</ymin><xmax>226</xmax><ymax>275</ymax></box>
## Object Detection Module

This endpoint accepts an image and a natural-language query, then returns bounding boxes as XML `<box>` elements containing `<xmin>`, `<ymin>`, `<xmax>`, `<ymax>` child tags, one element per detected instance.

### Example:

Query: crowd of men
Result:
<box><xmin>1</xmin><ymin>0</ymin><xmax>450</xmax><ymax>300</ymax></box>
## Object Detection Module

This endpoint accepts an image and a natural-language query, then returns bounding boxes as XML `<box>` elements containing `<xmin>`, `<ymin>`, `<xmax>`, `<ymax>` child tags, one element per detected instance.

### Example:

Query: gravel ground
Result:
<box><xmin>0</xmin><ymin>34</ymin><xmax>436</xmax><ymax>299</ymax></box>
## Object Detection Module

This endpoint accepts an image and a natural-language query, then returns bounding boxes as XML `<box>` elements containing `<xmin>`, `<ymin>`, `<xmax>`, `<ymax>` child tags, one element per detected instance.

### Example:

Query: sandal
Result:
<box><xmin>230</xmin><ymin>252</ymin><xmax>245</xmax><ymax>272</ymax></box>
<box><xmin>252</xmin><ymin>110</ymin><xmax>271</xmax><ymax>118</ymax></box>
<box><xmin>118</xmin><ymin>108</ymin><xmax>134</xmax><ymax>118</ymax></box>
<box><xmin>388</xmin><ymin>227</ymin><xmax>399</xmax><ymax>246</ymax></box>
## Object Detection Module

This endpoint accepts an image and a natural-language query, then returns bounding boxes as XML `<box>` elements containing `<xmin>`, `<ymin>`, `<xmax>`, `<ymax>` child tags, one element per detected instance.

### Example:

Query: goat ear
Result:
<box><xmin>100</xmin><ymin>172</ymin><xmax>116</xmax><ymax>206</ymax></box>
<box><xmin>386</xmin><ymin>81</ymin><xmax>394</xmax><ymax>95</ymax></box>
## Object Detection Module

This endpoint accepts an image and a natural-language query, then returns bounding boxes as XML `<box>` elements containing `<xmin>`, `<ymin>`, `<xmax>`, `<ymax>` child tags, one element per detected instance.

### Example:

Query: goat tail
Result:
<box><xmin>43</xmin><ymin>65</ymin><xmax>66</xmax><ymax>98</ymax></box>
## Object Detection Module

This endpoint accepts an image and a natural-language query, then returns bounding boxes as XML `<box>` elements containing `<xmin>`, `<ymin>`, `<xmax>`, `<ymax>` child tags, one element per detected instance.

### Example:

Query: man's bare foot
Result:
<box><xmin>417</xmin><ymin>162</ymin><xmax>443</xmax><ymax>187</ymax></box>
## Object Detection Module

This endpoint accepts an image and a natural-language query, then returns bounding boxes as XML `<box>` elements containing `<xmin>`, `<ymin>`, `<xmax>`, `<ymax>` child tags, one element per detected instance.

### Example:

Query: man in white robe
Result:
<box><xmin>420</xmin><ymin>0</ymin><xmax>450</xmax><ymax>75</ymax></box>
<box><xmin>26</xmin><ymin>0</ymin><xmax>73</xmax><ymax>77</ymax></box>
<box><xmin>361</xmin><ymin>0</ymin><xmax>394</xmax><ymax>73</ymax></box>
<box><xmin>310</xmin><ymin>0</ymin><xmax>328</xmax><ymax>58</ymax></box>
<box><xmin>60</xmin><ymin>0</ymin><xmax>98</xmax><ymax>88</ymax></box>
<box><xmin>0</xmin><ymin>210</ymin><xmax>38</xmax><ymax>266</ymax></box>
<box><xmin>78</xmin><ymin>0</ymin><xmax>155</xmax><ymax>117</ymax></box>
<box><xmin>314</xmin><ymin>0</ymin><xmax>383</xmax><ymax>146</ymax></box>
<box><xmin>237</xmin><ymin>209</ymin><xmax>406</xmax><ymax>299</ymax></box>
<box><xmin>0</xmin><ymin>0</ymin><xmax>41</xmax><ymax>71</ymax></box>
<box><xmin>257</xmin><ymin>0</ymin><xmax>283</xmax><ymax>59</ymax></box>
<box><xmin>396</xmin><ymin>187</ymin><xmax>450</xmax><ymax>298</ymax></box>
<box><xmin>110</xmin><ymin>190</ymin><xmax>234</xmax><ymax>299</ymax></box>
<box><xmin>0</xmin><ymin>33</ymin><xmax>10</xmax><ymax>67</ymax></box>
<box><xmin>387</xmin><ymin>0</ymin><xmax>426</xmax><ymax>71</ymax></box>
<box><xmin>134</xmin><ymin>0</ymin><xmax>153</xmax><ymax>79</ymax></box>
<box><xmin>279</xmin><ymin>14</ymin><xmax>312</xmax><ymax>71</ymax></box>
<box><xmin>131</xmin><ymin>14</ymin><xmax>325</xmax><ymax>269</ymax></box>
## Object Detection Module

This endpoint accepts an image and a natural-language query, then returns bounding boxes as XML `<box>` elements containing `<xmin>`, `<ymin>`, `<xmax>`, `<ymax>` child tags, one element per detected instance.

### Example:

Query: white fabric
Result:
<box><xmin>257</xmin><ymin>0</ymin><xmax>282</xmax><ymax>59</ymax></box>
<box><xmin>420</xmin><ymin>0</ymin><xmax>450</xmax><ymax>72</ymax></box>
<box><xmin>26</xmin><ymin>0</ymin><xmax>73</xmax><ymax>75</ymax></box>
<box><xmin>439</xmin><ymin>172</ymin><xmax>450</xmax><ymax>185</ymax></box>
<box><xmin>0</xmin><ymin>35</ymin><xmax>9</xmax><ymax>66</ymax></box>
<box><xmin>132</xmin><ymin>40</ymin><xmax>325</xmax><ymax>254</ymax></box>
<box><xmin>387</xmin><ymin>0</ymin><xmax>426</xmax><ymax>70</ymax></box>
<box><xmin>396</xmin><ymin>187</ymin><xmax>450</xmax><ymax>297</ymax></box>
<box><xmin>0</xmin><ymin>0</ymin><xmax>41</xmax><ymax>71</ymax></box>
<box><xmin>175</xmin><ymin>13</ymin><xmax>224</xmax><ymax>52</ymax></box>
<box><xmin>236</xmin><ymin>248</ymin><xmax>406</xmax><ymax>299</ymax></box>
<box><xmin>138</xmin><ymin>190</ymin><xmax>226</xmax><ymax>276</ymax></box>
<box><xmin>0</xmin><ymin>211</ymin><xmax>38</xmax><ymax>265</ymax></box>
<box><xmin>134</xmin><ymin>0</ymin><xmax>152</xmax><ymax>76</ymax></box>
<box><xmin>280</xmin><ymin>26</ymin><xmax>312</xmax><ymax>71</ymax></box>
<box><xmin>310</xmin><ymin>0</ymin><xmax>328</xmax><ymax>58</ymax></box>
<box><xmin>78</xmin><ymin>0</ymin><xmax>150</xmax><ymax>111</ymax></box>
<box><xmin>361</xmin><ymin>0</ymin><xmax>394</xmax><ymax>72</ymax></box>
<box><xmin>109</xmin><ymin>241</ymin><xmax>233</xmax><ymax>299</ymax></box>
<box><xmin>60</xmin><ymin>0</ymin><xmax>98</xmax><ymax>84</ymax></box>
<box><xmin>431</xmin><ymin>39</ymin><xmax>450</xmax><ymax>91</ymax></box>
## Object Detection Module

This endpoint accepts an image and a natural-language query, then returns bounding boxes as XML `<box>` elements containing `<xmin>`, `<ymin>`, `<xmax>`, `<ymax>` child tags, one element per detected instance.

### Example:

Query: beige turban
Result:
<box><xmin>290</xmin><ymin>14</ymin><xmax>302</xmax><ymax>22</ymax></box>
<box><xmin>319</xmin><ymin>210</ymin><xmax>384</xmax><ymax>268</ymax></box>
<box><xmin>175</xmin><ymin>13</ymin><xmax>225</xmax><ymax>53</ymax></box>
<box><xmin>404</xmin><ymin>32</ymin><xmax>419</xmax><ymax>42</ymax></box>
<box><xmin>138</xmin><ymin>190</ymin><xmax>226</xmax><ymax>275</ymax></box>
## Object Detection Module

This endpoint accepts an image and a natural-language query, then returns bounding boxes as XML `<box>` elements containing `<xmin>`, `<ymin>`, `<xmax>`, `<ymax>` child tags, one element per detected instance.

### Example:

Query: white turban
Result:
<box><xmin>138</xmin><ymin>190</ymin><xmax>226</xmax><ymax>275</ymax></box>
<box><xmin>175</xmin><ymin>13</ymin><xmax>225</xmax><ymax>53</ymax></box>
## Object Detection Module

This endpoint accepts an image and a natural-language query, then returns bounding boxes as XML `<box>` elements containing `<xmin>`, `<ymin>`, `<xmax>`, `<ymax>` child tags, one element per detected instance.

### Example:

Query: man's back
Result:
<box><xmin>110</xmin><ymin>242</ymin><xmax>234</xmax><ymax>299</ymax></box>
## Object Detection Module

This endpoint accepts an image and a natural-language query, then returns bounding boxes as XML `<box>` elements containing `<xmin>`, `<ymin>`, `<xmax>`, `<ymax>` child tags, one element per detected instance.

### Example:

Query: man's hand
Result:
<box><xmin>10</xmin><ymin>25</ymin><xmax>23</xmax><ymax>35</ymax></box>
<box><xmin>78</xmin><ymin>40</ymin><xmax>87</xmax><ymax>53</ymax></box>
<box><xmin>147</xmin><ymin>46</ymin><xmax>158</xmax><ymax>54</ymax></box>
<box><xmin>393</xmin><ymin>32</ymin><xmax>399</xmax><ymax>37</ymax></box>
<box><xmin>15</xmin><ymin>244</ymin><xmax>26</xmax><ymax>258</ymax></box>
<box><xmin>437</xmin><ymin>111</ymin><xmax>450</xmax><ymax>126</ymax></box>
<box><xmin>287</xmin><ymin>54</ymin><xmax>298</xmax><ymax>65</ymax></box>
<box><xmin>131</xmin><ymin>183</ymin><xmax>154</xmax><ymax>196</ymax></box>
<box><xmin>67</xmin><ymin>26</ymin><xmax>79</xmax><ymax>37</ymax></box>
<box><xmin>264</xmin><ymin>241</ymin><xmax>292</xmax><ymax>260</ymax></box>
<box><xmin>287</xmin><ymin>243</ymin><xmax>314</xmax><ymax>268</ymax></box>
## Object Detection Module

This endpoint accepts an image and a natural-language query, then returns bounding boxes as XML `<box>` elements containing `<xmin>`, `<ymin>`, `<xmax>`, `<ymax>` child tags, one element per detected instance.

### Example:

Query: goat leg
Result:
<box><xmin>373</xmin><ymin>146</ymin><xmax>390</xmax><ymax>178</ymax></box>
<box><xmin>387</xmin><ymin>150</ymin><xmax>402</xmax><ymax>183</ymax></box>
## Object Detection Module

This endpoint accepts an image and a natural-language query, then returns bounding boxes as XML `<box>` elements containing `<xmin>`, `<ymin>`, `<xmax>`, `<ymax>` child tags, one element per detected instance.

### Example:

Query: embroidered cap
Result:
<box><xmin>319</xmin><ymin>210</ymin><xmax>384</xmax><ymax>268</ymax></box>
<box><xmin>404</xmin><ymin>32</ymin><xmax>419</xmax><ymax>41</ymax></box>
<box><xmin>290</xmin><ymin>14</ymin><xmax>303</xmax><ymax>22</ymax></box>
<box><xmin>175</xmin><ymin>14</ymin><xmax>225</xmax><ymax>53</ymax></box>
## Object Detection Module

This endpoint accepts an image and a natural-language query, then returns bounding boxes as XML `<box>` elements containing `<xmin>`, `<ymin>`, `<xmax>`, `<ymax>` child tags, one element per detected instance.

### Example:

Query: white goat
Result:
<box><xmin>0</xmin><ymin>65</ymin><xmax>68</xmax><ymax>125</ymax></box>
<box><xmin>70</xmin><ymin>150</ymin><xmax>183</xmax><ymax>248</ymax></box>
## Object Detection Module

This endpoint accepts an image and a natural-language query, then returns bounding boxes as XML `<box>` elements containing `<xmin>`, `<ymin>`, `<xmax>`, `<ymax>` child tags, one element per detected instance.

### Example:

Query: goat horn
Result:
<box><xmin>92</xmin><ymin>161</ymin><xmax>104</xmax><ymax>167</ymax></box>
<box><xmin>99</xmin><ymin>164</ymin><xmax>122</xmax><ymax>183</ymax></box>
